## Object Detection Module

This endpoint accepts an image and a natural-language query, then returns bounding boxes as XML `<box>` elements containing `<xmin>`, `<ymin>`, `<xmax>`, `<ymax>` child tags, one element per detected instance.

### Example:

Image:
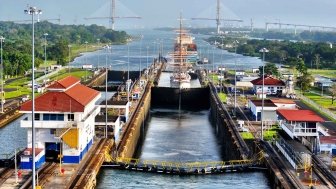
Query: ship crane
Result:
<box><xmin>84</xmin><ymin>0</ymin><xmax>141</xmax><ymax>30</ymax></box>
<box><xmin>265</xmin><ymin>22</ymin><xmax>336</xmax><ymax>34</ymax></box>
<box><xmin>191</xmin><ymin>0</ymin><xmax>243</xmax><ymax>34</ymax></box>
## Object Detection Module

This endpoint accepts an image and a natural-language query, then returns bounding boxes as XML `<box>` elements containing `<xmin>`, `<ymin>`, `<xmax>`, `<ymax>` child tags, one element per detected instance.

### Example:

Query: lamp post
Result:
<box><xmin>0</xmin><ymin>36</ymin><xmax>4</xmax><ymax>113</ymax></box>
<box><xmin>259</xmin><ymin>47</ymin><xmax>269</xmax><ymax>141</ymax></box>
<box><xmin>85</xmin><ymin>41</ymin><xmax>88</xmax><ymax>81</ymax></box>
<box><xmin>105</xmin><ymin>45</ymin><xmax>111</xmax><ymax>139</ymax></box>
<box><xmin>97</xmin><ymin>39</ymin><xmax>100</xmax><ymax>69</ymax></box>
<box><xmin>24</xmin><ymin>6</ymin><xmax>42</xmax><ymax>189</ymax></box>
<box><xmin>146</xmin><ymin>46</ymin><xmax>149</xmax><ymax>81</ymax></box>
<box><xmin>68</xmin><ymin>45</ymin><xmax>71</xmax><ymax>73</ymax></box>
<box><xmin>233</xmin><ymin>40</ymin><xmax>239</xmax><ymax>116</ymax></box>
<box><xmin>43</xmin><ymin>33</ymin><xmax>48</xmax><ymax>81</ymax></box>
<box><xmin>139</xmin><ymin>36</ymin><xmax>142</xmax><ymax>79</ymax></box>
<box><xmin>212</xmin><ymin>47</ymin><xmax>215</xmax><ymax>82</ymax></box>
<box><xmin>127</xmin><ymin>43</ymin><xmax>130</xmax><ymax>101</ymax></box>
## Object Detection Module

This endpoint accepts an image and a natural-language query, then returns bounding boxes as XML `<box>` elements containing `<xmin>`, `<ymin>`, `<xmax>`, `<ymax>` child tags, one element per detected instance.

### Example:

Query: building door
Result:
<box><xmin>45</xmin><ymin>142</ymin><xmax>61</xmax><ymax>162</ymax></box>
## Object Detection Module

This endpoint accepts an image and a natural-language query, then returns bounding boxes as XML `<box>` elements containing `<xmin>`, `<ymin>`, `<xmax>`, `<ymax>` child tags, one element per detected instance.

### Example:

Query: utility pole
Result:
<box><xmin>234</xmin><ymin>40</ymin><xmax>239</xmax><ymax>116</ymax></box>
<box><xmin>0</xmin><ymin>36</ymin><xmax>4</xmax><ymax>113</ymax></box>
<box><xmin>259</xmin><ymin>48</ymin><xmax>269</xmax><ymax>141</ymax></box>
<box><xmin>43</xmin><ymin>33</ymin><xmax>48</xmax><ymax>81</ymax></box>
<box><xmin>24</xmin><ymin>6</ymin><xmax>42</xmax><ymax>189</ymax></box>
<box><xmin>68</xmin><ymin>45</ymin><xmax>71</xmax><ymax>73</ymax></box>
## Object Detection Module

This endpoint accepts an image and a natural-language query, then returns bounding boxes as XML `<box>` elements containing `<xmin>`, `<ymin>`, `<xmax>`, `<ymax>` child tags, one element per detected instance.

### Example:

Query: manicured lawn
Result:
<box><xmin>240</xmin><ymin>132</ymin><xmax>255</xmax><ymax>140</ymax></box>
<box><xmin>218</xmin><ymin>92</ymin><xmax>227</xmax><ymax>102</ymax></box>
<box><xmin>49</xmin><ymin>69</ymin><xmax>93</xmax><ymax>81</ymax></box>
<box><xmin>263</xmin><ymin>125</ymin><xmax>280</xmax><ymax>141</ymax></box>
<box><xmin>39</xmin><ymin>60</ymin><xmax>57</xmax><ymax>69</ymax></box>
<box><xmin>304</xmin><ymin>92</ymin><xmax>335</xmax><ymax>111</ymax></box>
<box><xmin>308</xmin><ymin>69</ymin><xmax>336</xmax><ymax>78</ymax></box>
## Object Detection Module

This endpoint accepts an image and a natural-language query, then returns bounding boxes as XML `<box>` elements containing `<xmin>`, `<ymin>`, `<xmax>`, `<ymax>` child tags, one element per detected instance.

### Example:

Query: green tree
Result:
<box><xmin>259</xmin><ymin>63</ymin><xmax>279</xmax><ymax>77</ymax></box>
<box><xmin>296</xmin><ymin>73</ymin><xmax>314</xmax><ymax>94</ymax></box>
<box><xmin>329</xmin><ymin>83</ymin><xmax>336</xmax><ymax>104</ymax></box>
<box><xmin>295</xmin><ymin>58</ymin><xmax>307</xmax><ymax>75</ymax></box>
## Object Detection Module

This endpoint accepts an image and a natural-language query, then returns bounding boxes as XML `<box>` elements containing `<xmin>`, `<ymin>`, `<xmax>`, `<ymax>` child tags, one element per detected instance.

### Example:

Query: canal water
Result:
<box><xmin>96</xmin><ymin>109</ymin><xmax>270</xmax><ymax>189</ymax></box>
<box><xmin>71</xmin><ymin>29</ymin><xmax>265</xmax><ymax>72</ymax></box>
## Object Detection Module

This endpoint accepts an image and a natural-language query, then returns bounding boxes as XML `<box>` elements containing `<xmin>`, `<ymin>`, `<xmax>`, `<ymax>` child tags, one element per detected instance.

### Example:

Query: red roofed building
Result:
<box><xmin>277</xmin><ymin>109</ymin><xmax>324</xmax><ymax>152</ymax></box>
<box><xmin>251</xmin><ymin>76</ymin><xmax>286</xmax><ymax>98</ymax></box>
<box><xmin>19</xmin><ymin>76</ymin><xmax>101</xmax><ymax>169</ymax></box>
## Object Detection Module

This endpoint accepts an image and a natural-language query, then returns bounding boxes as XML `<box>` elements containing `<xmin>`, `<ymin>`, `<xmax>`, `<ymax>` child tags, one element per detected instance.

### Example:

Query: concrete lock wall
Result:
<box><xmin>118</xmin><ymin>85</ymin><xmax>151</xmax><ymax>158</ymax></box>
<box><xmin>209</xmin><ymin>93</ymin><xmax>242</xmax><ymax>160</ymax></box>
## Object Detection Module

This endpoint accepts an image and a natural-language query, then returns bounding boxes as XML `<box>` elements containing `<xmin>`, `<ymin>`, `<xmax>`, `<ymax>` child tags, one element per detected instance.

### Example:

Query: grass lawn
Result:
<box><xmin>39</xmin><ymin>60</ymin><xmax>57</xmax><ymax>69</ymax></box>
<box><xmin>218</xmin><ymin>92</ymin><xmax>227</xmax><ymax>102</ymax></box>
<box><xmin>304</xmin><ymin>92</ymin><xmax>335</xmax><ymax>111</ymax></box>
<box><xmin>308</xmin><ymin>69</ymin><xmax>336</xmax><ymax>78</ymax></box>
<box><xmin>70</xmin><ymin>44</ymin><xmax>102</xmax><ymax>61</ymax></box>
<box><xmin>263</xmin><ymin>125</ymin><xmax>280</xmax><ymax>141</ymax></box>
<box><xmin>49</xmin><ymin>69</ymin><xmax>93</xmax><ymax>81</ymax></box>
<box><xmin>240</xmin><ymin>132</ymin><xmax>255</xmax><ymax>140</ymax></box>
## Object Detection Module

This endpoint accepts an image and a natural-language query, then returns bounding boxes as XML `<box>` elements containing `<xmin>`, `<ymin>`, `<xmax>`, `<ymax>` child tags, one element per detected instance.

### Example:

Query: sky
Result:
<box><xmin>1</xmin><ymin>0</ymin><xmax>336</xmax><ymax>30</ymax></box>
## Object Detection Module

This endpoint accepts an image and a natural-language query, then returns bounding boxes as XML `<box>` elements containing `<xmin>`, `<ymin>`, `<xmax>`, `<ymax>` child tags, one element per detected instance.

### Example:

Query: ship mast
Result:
<box><xmin>178</xmin><ymin>12</ymin><xmax>183</xmax><ymax>118</ymax></box>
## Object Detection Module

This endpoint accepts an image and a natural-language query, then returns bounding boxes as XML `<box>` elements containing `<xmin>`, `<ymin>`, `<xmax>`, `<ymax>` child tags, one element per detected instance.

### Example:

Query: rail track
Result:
<box><xmin>0</xmin><ymin>167</ymin><xmax>15</xmax><ymax>186</ymax></box>
<box><xmin>66</xmin><ymin>139</ymin><xmax>106</xmax><ymax>189</ymax></box>
<box><xmin>312</xmin><ymin>155</ymin><xmax>336</xmax><ymax>188</ymax></box>
<box><xmin>261</xmin><ymin>141</ymin><xmax>305</xmax><ymax>189</ymax></box>
<box><xmin>20</xmin><ymin>162</ymin><xmax>58</xmax><ymax>189</ymax></box>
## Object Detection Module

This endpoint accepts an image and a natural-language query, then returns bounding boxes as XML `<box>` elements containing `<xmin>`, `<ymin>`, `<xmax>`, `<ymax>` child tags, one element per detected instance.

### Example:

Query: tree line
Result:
<box><xmin>0</xmin><ymin>21</ymin><xmax>129</xmax><ymax>77</ymax></box>
<box><xmin>208</xmin><ymin>36</ymin><xmax>336</xmax><ymax>70</ymax></box>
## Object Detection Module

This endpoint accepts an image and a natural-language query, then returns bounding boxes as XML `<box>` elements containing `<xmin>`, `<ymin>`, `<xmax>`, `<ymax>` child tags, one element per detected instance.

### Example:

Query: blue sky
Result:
<box><xmin>0</xmin><ymin>0</ymin><xmax>336</xmax><ymax>30</ymax></box>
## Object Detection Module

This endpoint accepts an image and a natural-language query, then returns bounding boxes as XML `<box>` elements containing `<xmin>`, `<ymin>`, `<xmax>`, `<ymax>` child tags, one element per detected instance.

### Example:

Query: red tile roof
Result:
<box><xmin>47</xmin><ymin>76</ymin><xmax>80</xmax><ymax>90</ymax></box>
<box><xmin>277</xmin><ymin>109</ymin><xmax>324</xmax><ymax>122</ymax></box>
<box><xmin>20</xmin><ymin>79</ymin><xmax>100</xmax><ymax>112</ymax></box>
<box><xmin>270</xmin><ymin>98</ymin><xmax>296</xmax><ymax>104</ymax></box>
<box><xmin>251</xmin><ymin>75</ymin><xmax>285</xmax><ymax>86</ymax></box>
<box><xmin>250</xmin><ymin>99</ymin><xmax>277</xmax><ymax>107</ymax></box>
<box><xmin>320</xmin><ymin>136</ymin><xmax>336</xmax><ymax>144</ymax></box>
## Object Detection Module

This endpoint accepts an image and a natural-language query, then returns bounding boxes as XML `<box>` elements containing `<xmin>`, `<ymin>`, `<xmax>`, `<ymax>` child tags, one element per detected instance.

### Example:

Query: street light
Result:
<box><xmin>97</xmin><ymin>39</ymin><xmax>100</xmax><ymax>69</ymax></box>
<box><xmin>68</xmin><ymin>45</ymin><xmax>71</xmax><ymax>73</ymax></box>
<box><xmin>105</xmin><ymin>45</ymin><xmax>111</xmax><ymax>139</ymax></box>
<box><xmin>85</xmin><ymin>41</ymin><xmax>88</xmax><ymax>81</ymax></box>
<box><xmin>43</xmin><ymin>33</ymin><xmax>48</xmax><ymax>81</ymax></box>
<box><xmin>233</xmin><ymin>40</ymin><xmax>239</xmax><ymax>116</ymax></box>
<box><xmin>0</xmin><ymin>36</ymin><xmax>4</xmax><ymax>113</ymax></box>
<box><xmin>139</xmin><ymin>36</ymin><xmax>142</xmax><ymax>79</ymax></box>
<box><xmin>146</xmin><ymin>46</ymin><xmax>149</xmax><ymax>81</ymax></box>
<box><xmin>24</xmin><ymin>6</ymin><xmax>42</xmax><ymax>189</ymax></box>
<box><xmin>259</xmin><ymin>47</ymin><xmax>269</xmax><ymax>141</ymax></box>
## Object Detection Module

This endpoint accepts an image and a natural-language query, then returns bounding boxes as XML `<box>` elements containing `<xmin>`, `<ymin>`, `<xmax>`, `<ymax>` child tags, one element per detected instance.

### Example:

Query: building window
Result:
<box><xmin>43</xmin><ymin>114</ymin><xmax>64</xmax><ymax>121</ymax></box>
<box><xmin>34</xmin><ymin>113</ymin><xmax>40</xmax><ymax>121</ymax></box>
<box><xmin>68</xmin><ymin>114</ymin><xmax>74</xmax><ymax>121</ymax></box>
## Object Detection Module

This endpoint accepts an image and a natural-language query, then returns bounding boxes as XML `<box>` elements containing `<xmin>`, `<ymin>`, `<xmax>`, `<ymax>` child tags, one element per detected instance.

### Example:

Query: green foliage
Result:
<box><xmin>208</xmin><ymin>35</ymin><xmax>336</xmax><ymax>69</ymax></box>
<box><xmin>259</xmin><ymin>63</ymin><xmax>279</xmax><ymax>77</ymax></box>
<box><xmin>0</xmin><ymin>21</ymin><xmax>129</xmax><ymax>77</ymax></box>
<box><xmin>296</xmin><ymin>73</ymin><xmax>314</xmax><ymax>94</ymax></box>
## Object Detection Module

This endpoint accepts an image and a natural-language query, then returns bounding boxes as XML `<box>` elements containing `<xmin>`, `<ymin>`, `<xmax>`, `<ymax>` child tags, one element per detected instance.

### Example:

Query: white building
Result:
<box><xmin>251</xmin><ymin>75</ymin><xmax>286</xmax><ymax>98</ymax></box>
<box><xmin>248</xmin><ymin>98</ymin><xmax>296</xmax><ymax>121</ymax></box>
<box><xmin>277</xmin><ymin>109</ymin><xmax>324</xmax><ymax>153</ymax></box>
<box><xmin>20</xmin><ymin>76</ymin><xmax>101</xmax><ymax>169</ymax></box>
<box><xmin>319</xmin><ymin>136</ymin><xmax>336</xmax><ymax>155</ymax></box>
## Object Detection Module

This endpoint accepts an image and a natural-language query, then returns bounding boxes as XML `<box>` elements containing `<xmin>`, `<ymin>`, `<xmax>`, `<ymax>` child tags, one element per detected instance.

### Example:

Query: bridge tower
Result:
<box><xmin>85</xmin><ymin>0</ymin><xmax>141</xmax><ymax>31</ymax></box>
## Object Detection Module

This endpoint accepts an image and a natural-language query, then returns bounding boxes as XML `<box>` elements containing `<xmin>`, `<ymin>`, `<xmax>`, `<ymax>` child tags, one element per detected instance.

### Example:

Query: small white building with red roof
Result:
<box><xmin>277</xmin><ymin>109</ymin><xmax>324</xmax><ymax>152</ymax></box>
<box><xmin>251</xmin><ymin>75</ymin><xmax>286</xmax><ymax>98</ymax></box>
<box><xmin>19</xmin><ymin>76</ymin><xmax>101</xmax><ymax>169</ymax></box>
